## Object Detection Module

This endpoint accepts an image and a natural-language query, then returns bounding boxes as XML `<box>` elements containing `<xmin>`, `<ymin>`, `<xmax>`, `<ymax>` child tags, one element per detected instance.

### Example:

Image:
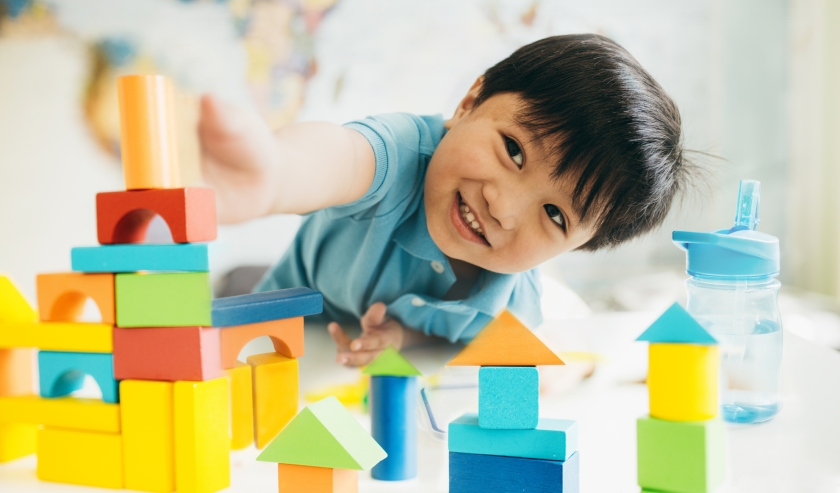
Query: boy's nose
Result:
<box><xmin>483</xmin><ymin>183</ymin><xmax>525</xmax><ymax>231</ymax></box>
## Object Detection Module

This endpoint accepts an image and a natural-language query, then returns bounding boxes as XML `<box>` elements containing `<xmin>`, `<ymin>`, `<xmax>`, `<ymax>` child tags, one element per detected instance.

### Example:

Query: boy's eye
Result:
<box><xmin>504</xmin><ymin>136</ymin><xmax>524</xmax><ymax>167</ymax></box>
<box><xmin>544</xmin><ymin>204</ymin><xmax>566</xmax><ymax>230</ymax></box>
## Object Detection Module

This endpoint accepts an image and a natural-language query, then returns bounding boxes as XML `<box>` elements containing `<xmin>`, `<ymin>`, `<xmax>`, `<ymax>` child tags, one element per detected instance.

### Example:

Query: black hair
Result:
<box><xmin>475</xmin><ymin>34</ymin><xmax>690</xmax><ymax>251</ymax></box>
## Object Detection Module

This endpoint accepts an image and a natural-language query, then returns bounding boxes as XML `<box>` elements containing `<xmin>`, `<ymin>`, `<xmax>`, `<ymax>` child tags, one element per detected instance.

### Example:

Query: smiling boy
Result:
<box><xmin>199</xmin><ymin>35</ymin><xmax>687</xmax><ymax>366</ymax></box>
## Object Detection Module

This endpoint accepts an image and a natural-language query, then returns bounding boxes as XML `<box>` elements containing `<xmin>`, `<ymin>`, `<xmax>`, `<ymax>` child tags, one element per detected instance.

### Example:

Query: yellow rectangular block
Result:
<box><xmin>0</xmin><ymin>422</ymin><xmax>37</xmax><ymax>462</ymax></box>
<box><xmin>0</xmin><ymin>395</ymin><xmax>120</xmax><ymax>432</ymax></box>
<box><xmin>247</xmin><ymin>352</ymin><xmax>299</xmax><ymax>449</ymax></box>
<box><xmin>0</xmin><ymin>321</ymin><xmax>113</xmax><ymax>353</ymax></box>
<box><xmin>648</xmin><ymin>343</ymin><xmax>719</xmax><ymax>421</ymax></box>
<box><xmin>174</xmin><ymin>377</ymin><xmax>230</xmax><ymax>493</ymax></box>
<box><xmin>37</xmin><ymin>427</ymin><xmax>124</xmax><ymax>489</ymax></box>
<box><xmin>227</xmin><ymin>361</ymin><xmax>254</xmax><ymax>450</ymax></box>
<box><xmin>122</xmin><ymin>380</ymin><xmax>174</xmax><ymax>493</ymax></box>
<box><xmin>0</xmin><ymin>275</ymin><xmax>37</xmax><ymax>322</ymax></box>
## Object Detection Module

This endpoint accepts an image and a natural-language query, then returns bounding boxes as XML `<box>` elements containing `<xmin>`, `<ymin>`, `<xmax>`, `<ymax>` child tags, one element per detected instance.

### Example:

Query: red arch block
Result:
<box><xmin>220</xmin><ymin>317</ymin><xmax>304</xmax><ymax>370</ymax></box>
<box><xmin>96</xmin><ymin>188</ymin><xmax>217</xmax><ymax>244</ymax></box>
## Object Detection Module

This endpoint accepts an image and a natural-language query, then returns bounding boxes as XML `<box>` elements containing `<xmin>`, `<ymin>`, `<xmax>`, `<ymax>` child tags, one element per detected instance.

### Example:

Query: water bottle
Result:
<box><xmin>673</xmin><ymin>180</ymin><xmax>782</xmax><ymax>424</ymax></box>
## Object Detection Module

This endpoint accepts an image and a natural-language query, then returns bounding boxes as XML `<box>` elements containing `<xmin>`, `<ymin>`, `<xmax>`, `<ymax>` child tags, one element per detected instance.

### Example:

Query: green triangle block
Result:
<box><xmin>636</xmin><ymin>303</ymin><xmax>718</xmax><ymax>345</ymax></box>
<box><xmin>362</xmin><ymin>346</ymin><xmax>422</xmax><ymax>377</ymax></box>
<box><xmin>257</xmin><ymin>396</ymin><xmax>386</xmax><ymax>470</ymax></box>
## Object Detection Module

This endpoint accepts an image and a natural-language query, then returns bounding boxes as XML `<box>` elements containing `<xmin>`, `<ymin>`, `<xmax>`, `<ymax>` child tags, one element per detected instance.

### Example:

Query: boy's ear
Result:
<box><xmin>445</xmin><ymin>77</ymin><xmax>484</xmax><ymax>129</ymax></box>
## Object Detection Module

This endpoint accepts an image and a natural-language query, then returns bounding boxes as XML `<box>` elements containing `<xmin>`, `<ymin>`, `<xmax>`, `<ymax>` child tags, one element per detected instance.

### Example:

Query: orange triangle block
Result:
<box><xmin>447</xmin><ymin>310</ymin><xmax>564</xmax><ymax>366</ymax></box>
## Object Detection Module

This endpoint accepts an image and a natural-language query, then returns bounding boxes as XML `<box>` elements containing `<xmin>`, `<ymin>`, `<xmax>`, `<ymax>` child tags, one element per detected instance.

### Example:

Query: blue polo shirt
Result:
<box><xmin>255</xmin><ymin>113</ymin><xmax>543</xmax><ymax>342</ymax></box>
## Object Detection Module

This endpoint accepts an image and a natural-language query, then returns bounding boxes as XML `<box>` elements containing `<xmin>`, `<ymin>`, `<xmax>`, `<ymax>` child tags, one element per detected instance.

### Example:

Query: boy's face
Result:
<box><xmin>425</xmin><ymin>79</ymin><xmax>597</xmax><ymax>274</ymax></box>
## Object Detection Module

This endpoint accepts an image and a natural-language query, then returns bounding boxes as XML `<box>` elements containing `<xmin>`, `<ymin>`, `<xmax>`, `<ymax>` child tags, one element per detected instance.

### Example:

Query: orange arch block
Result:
<box><xmin>219</xmin><ymin>317</ymin><xmax>304</xmax><ymax>370</ymax></box>
<box><xmin>36</xmin><ymin>273</ymin><xmax>115</xmax><ymax>324</ymax></box>
<box><xmin>278</xmin><ymin>464</ymin><xmax>357</xmax><ymax>493</ymax></box>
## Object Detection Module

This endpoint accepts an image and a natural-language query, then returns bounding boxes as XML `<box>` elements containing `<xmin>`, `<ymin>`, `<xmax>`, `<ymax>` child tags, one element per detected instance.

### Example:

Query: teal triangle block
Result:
<box><xmin>362</xmin><ymin>346</ymin><xmax>422</xmax><ymax>377</ymax></box>
<box><xmin>257</xmin><ymin>396</ymin><xmax>386</xmax><ymax>470</ymax></box>
<box><xmin>636</xmin><ymin>303</ymin><xmax>717</xmax><ymax>345</ymax></box>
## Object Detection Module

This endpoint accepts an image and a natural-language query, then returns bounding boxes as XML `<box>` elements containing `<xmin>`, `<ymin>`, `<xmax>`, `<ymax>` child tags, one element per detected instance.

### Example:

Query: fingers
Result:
<box><xmin>350</xmin><ymin>329</ymin><xmax>391</xmax><ymax>352</ymax></box>
<box><xmin>328</xmin><ymin>322</ymin><xmax>352</xmax><ymax>352</ymax></box>
<box><xmin>336</xmin><ymin>349</ymin><xmax>381</xmax><ymax>367</ymax></box>
<box><xmin>198</xmin><ymin>94</ymin><xmax>247</xmax><ymax>142</ymax></box>
<box><xmin>360</xmin><ymin>302</ymin><xmax>388</xmax><ymax>330</ymax></box>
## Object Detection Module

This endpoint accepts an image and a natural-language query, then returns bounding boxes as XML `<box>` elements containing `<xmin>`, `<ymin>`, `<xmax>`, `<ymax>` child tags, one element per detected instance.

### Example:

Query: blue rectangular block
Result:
<box><xmin>448</xmin><ymin>413</ymin><xmax>577</xmax><ymax>461</ymax></box>
<box><xmin>71</xmin><ymin>244</ymin><xmax>210</xmax><ymax>273</ymax></box>
<box><xmin>449</xmin><ymin>451</ymin><xmax>579</xmax><ymax>493</ymax></box>
<box><xmin>479</xmin><ymin>366</ymin><xmax>538</xmax><ymax>429</ymax></box>
<box><xmin>38</xmin><ymin>351</ymin><xmax>119</xmax><ymax>403</ymax></box>
<box><xmin>211</xmin><ymin>287</ymin><xmax>323</xmax><ymax>327</ymax></box>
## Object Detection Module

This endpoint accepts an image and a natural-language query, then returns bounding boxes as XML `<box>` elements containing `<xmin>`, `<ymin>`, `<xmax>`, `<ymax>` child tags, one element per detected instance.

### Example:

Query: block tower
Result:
<box><xmin>446</xmin><ymin>310</ymin><xmax>579</xmax><ymax>493</ymax></box>
<box><xmin>636</xmin><ymin>303</ymin><xmax>726</xmax><ymax>493</ymax></box>
<box><xmin>0</xmin><ymin>74</ymin><xmax>324</xmax><ymax>493</ymax></box>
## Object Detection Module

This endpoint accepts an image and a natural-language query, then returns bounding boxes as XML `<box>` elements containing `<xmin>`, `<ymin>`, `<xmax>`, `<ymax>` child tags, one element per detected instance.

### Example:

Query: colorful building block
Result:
<box><xmin>478</xmin><ymin>366</ymin><xmax>538</xmax><ymax>429</ymax></box>
<box><xmin>0</xmin><ymin>321</ymin><xmax>112</xmax><ymax>352</ymax></box>
<box><xmin>257</xmin><ymin>396</ymin><xmax>387</xmax><ymax>471</ymax></box>
<box><xmin>447</xmin><ymin>310</ymin><xmax>564</xmax><ymax>367</ymax></box>
<box><xmin>38</xmin><ymin>351</ymin><xmax>119</xmax><ymax>403</ymax></box>
<box><xmin>117</xmin><ymin>74</ymin><xmax>180</xmax><ymax>190</ymax></box>
<box><xmin>248</xmin><ymin>352</ymin><xmax>299</xmax><ymax>449</ymax></box>
<box><xmin>227</xmin><ymin>362</ymin><xmax>254</xmax><ymax>450</ymax></box>
<box><xmin>636</xmin><ymin>303</ymin><xmax>718</xmax><ymax>344</ymax></box>
<box><xmin>370</xmin><ymin>375</ymin><xmax>417</xmax><ymax>481</ymax></box>
<box><xmin>637</xmin><ymin>416</ymin><xmax>725</xmax><ymax>493</ymax></box>
<box><xmin>113</xmin><ymin>326</ymin><xmax>223</xmax><ymax>381</ymax></box>
<box><xmin>362</xmin><ymin>345</ymin><xmax>422</xmax><ymax>377</ymax></box>
<box><xmin>0</xmin><ymin>395</ymin><xmax>120</xmax><ymax>432</ymax></box>
<box><xmin>0</xmin><ymin>274</ymin><xmax>37</xmax><ymax>322</ymax></box>
<box><xmin>72</xmin><ymin>243</ymin><xmax>209</xmax><ymax>273</ymax></box>
<box><xmin>278</xmin><ymin>464</ymin><xmax>358</xmax><ymax>493</ymax></box>
<box><xmin>37</xmin><ymin>427</ymin><xmax>124</xmax><ymax>489</ymax></box>
<box><xmin>36</xmin><ymin>272</ymin><xmax>115</xmax><ymax>324</ymax></box>
<box><xmin>115</xmin><ymin>272</ymin><xmax>212</xmax><ymax>327</ymax></box>
<box><xmin>0</xmin><ymin>347</ymin><xmax>33</xmax><ymax>396</ymax></box>
<box><xmin>174</xmin><ymin>378</ymin><xmax>230</xmax><ymax>493</ymax></box>
<box><xmin>96</xmin><ymin>187</ymin><xmax>217</xmax><ymax>244</ymax></box>
<box><xmin>648</xmin><ymin>343</ymin><xmax>719</xmax><ymax>421</ymax></box>
<box><xmin>449</xmin><ymin>451</ymin><xmax>579</xmax><ymax>493</ymax></box>
<box><xmin>220</xmin><ymin>317</ymin><xmax>304</xmax><ymax>369</ymax></box>
<box><xmin>121</xmin><ymin>380</ymin><xmax>175</xmax><ymax>493</ymax></box>
<box><xmin>211</xmin><ymin>287</ymin><xmax>323</xmax><ymax>328</ymax></box>
<box><xmin>448</xmin><ymin>413</ymin><xmax>578</xmax><ymax>461</ymax></box>
<box><xmin>0</xmin><ymin>423</ymin><xmax>38</xmax><ymax>462</ymax></box>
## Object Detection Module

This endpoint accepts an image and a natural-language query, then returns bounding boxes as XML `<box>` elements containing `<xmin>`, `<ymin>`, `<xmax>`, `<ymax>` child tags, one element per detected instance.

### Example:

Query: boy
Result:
<box><xmin>199</xmin><ymin>34</ymin><xmax>688</xmax><ymax>367</ymax></box>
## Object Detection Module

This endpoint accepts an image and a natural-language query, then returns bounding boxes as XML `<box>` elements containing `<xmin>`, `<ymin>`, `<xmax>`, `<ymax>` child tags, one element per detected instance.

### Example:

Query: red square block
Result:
<box><xmin>113</xmin><ymin>327</ymin><xmax>223</xmax><ymax>381</ymax></box>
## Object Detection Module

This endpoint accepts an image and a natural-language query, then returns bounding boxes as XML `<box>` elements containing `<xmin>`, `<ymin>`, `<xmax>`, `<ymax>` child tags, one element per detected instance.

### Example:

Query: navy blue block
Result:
<box><xmin>449</xmin><ymin>451</ymin><xmax>579</xmax><ymax>493</ymax></box>
<box><xmin>71</xmin><ymin>243</ymin><xmax>210</xmax><ymax>273</ymax></box>
<box><xmin>211</xmin><ymin>287</ymin><xmax>323</xmax><ymax>327</ymax></box>
<box><xmin>371</xmin><ymin>376</ymin><xmax>417</xmax><ymax>481</ymax></box>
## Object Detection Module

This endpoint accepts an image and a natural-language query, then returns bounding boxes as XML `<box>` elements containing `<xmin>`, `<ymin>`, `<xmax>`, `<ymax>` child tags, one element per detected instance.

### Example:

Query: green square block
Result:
<box><xmin>637</xmin><ymin>416</ymin><xmax>725</xmax><ymax>493</ymax></box>
<box><xmin>116</xmin><ymin>273</ymin><xmax>212</xmax><ymax>327</ymax></box>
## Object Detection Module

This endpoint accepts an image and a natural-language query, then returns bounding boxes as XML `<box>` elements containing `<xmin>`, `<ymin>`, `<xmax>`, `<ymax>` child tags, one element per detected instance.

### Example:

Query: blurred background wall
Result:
<box><xmin>0</xmin><ymin>0</ymin><xmax>838</xmax><ymax>318</ymax></box>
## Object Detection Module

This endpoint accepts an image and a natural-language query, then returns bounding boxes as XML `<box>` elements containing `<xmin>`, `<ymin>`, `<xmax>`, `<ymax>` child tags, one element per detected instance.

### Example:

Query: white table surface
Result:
<box><xmin>2</xmin><ymin>312</ymin><xmax>839</xmax><ymax>493</ymax></box>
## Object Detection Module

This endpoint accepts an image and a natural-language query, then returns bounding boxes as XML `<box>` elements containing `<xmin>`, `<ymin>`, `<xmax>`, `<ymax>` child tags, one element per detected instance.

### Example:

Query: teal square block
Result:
<box><xmin>449</xmin><ymin>413</ymin><xmax>577</xmax><ymax>461</ymax></box>
<box><xmin>478</xmin><ymin>366</ymin><xmax>538</xmax><ymax>429</ymax></box>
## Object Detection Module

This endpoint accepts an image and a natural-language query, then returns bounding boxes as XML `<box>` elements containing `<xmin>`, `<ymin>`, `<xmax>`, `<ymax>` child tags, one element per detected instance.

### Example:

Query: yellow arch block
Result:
<box><xmin>648</xmin><ymin>343</ymin><xmax>718</xmax><ymax>421</ymax></box>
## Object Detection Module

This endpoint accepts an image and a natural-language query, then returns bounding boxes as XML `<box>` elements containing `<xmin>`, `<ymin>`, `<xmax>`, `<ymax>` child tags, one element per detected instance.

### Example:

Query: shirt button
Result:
<box><xmin>430</xmin><ymin>261</ymin><xmax>445</xmax><ymax>274</ymax></box>
<box><xmin>411</xmin><ymin>297</ymin><xmax>426</xmax><ymax>307</ymax></box>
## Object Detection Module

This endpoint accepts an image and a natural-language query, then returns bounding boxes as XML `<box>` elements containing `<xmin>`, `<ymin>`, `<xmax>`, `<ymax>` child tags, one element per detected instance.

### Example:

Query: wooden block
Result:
<box><xmin>38</xmin><ymin>351</ymin><xmax>119</xmax><ymax>403</ymax></box>
<box><xmin>247</xmin><ymin>352</ymin><xmax>299</xmax><ymax>449</ymax></box>
<box><xmin>0</xmin><ymin>348</ymin><xmax>34</xmax><ymax>396</ymax></box>
<box><xmin>0</xmin><ymin>321</ymin><xmax>112</xmax><ymax>352</ymax></box>
<box><xmin>637</xmin><ymin>416</ymin><xmax>725</xmax><ymax>493</ymax></box>
<box><xmin>118</xmin><ymin>74</ymin><xmax>180</xmax><ymax>190</ymax></box>
<box><xmin>174</xmin><ymin>378</ymin><xmax>230</xmax><ymax>493</ymax></box>
<box><xmin>370</xmin><ymin>375</ymin><xmax>417</xmax><ymax>481</ymax></box>
<box><xmin>72</xmin><ymin>243</ymin><xmax>209</xmax><ymax>273</ymax></box>
<box><xmin>0</xmin><ymin>422</ymin><xmax>37</xmax><ymax>462</ymax></box>
<box><xmin>220</xmin><ymin>317</ymin><xmax>304</xmax><ymax>369</ymax></box>
<box><xmin>478</xmin><ymin>366</ymin><xmax>538</xmax><ymax>429</ymax></box>
<box><xmin>0</xmin><ymin>274</ymin><xmax>37</xmax><ymax>322</ymax></box>
<box><xmin>0</xmin><ymin>395</ymin><xmax>120</xmax><ymax>432</ymax></box>
<box><xmin>448</xmin><ymin>413</ymin><xmax>577</xmax><ymax>461</ymax></box>
<box><xmin>37</xmin><ymin>427</ymin><xmax>124</xmax><ymax>489</ymax></box>
<box><xmin>278</xmin><ymin>464</ymin><xmax>358</xmax><ymax>493</ymax></box>
<box><xmin>115</xmin><ymin>272</ymin><xmax>211</xmax><ymax>327</ymax></box>
<box><xmin>211</xmin><ymin>287</ymin><xmax>323</xmax><ymax>327</ymax></box>
<box><xmin>448</xmin><ymin>310</ymin><xmax>564</xmax><ymax>367</ymax></box>
<box><xmin>449</xmin><ymin>451</ymin><xmax>579</xmax><ymax>493</ymax></box>
<box><xmin>362</xmin><ymin>346</ymin><xmax>422</xmax><ymax>377</ymax></box>
<box><xmin>227</xmin><ymin>362</ymin><xmax>254</xmax><ymax>450</ymax></box>
<box><xmin>121</xmin><ymin>380</ymin><xmax>175</xmax><ymax>493</ymax></box>
<box><xmin>96</xmin><ymin>187</ymin><xmax>216</xmax><ymax>244</ymax></box>
<box><xmin>648</xmin><ymin>344</ymin><xmax>718</xmax><ymax>421</ymax></box>
<box><xmin>637</xmin><ymin>303</ymin><xmax>718</xmax><ymax>344</ymax></box>
<box><xmin>36</xmin><ymin>272</ymin><xmax>115</xmax><ymax>324</ymax></box>
<box><xmin>114</xmin><ymin>326</ymin><xmax>222</xmax><ymax>381</ymax></box>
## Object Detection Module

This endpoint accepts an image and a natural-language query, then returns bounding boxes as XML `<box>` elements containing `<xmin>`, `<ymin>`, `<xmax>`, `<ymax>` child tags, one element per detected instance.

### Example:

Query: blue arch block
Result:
<box><xmin>38</xmin><ymin>351</ymin><xmax>119</xmax><ymax>403</ymax></box>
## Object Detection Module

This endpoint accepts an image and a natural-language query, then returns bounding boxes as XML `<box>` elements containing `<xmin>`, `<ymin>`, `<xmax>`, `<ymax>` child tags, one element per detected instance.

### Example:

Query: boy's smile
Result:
<box><xmin>425</xmin><ymin>80</ymin><xmax>597</xmax><ymax>274</ymax></box>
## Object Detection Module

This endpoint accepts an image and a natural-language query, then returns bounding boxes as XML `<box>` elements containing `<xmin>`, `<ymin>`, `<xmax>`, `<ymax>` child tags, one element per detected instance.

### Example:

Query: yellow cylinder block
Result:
<box><xmin>648</xmin><ymin>343</ymin><xmax>718</xmax><ymax>421</ymax></box>
<box><xmin>117</xmin><ymin>75</ymin><xmax>180</xmax><ymax>190</ymax></box>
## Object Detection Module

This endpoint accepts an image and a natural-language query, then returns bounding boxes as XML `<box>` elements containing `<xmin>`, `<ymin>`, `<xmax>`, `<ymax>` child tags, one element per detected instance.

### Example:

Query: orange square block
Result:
<box><xmin>36</xmin><ymin>273</ymin><xmax>115</xmax><ymax>324</ymax></box>
<box><xmin>0</xmin><ymin>348</ymin><xmax>33</xmax><ymax>396</ymax></box>
<box><xmin>278</xmin><ymin>464</ymin><xmax>357</xmax><ymax>493</ymax></box>
<box><xmin>220</xmin><ymin>317</ymin><xmax>304</xmax><ymax>370</ymax></box>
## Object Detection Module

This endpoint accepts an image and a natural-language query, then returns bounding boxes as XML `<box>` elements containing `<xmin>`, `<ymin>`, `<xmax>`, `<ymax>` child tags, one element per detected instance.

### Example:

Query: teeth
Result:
<box><xmin>458</xmin><ymin>198</ymin><xmax>484</xmax><ymax>237</ymax></box>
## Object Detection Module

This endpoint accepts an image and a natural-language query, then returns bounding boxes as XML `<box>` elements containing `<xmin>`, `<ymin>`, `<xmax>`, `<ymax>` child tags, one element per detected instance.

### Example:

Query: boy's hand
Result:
<box><xmin>328</xmin><ymin>302</ymin><xmax>404</xmax><ymax>367</ymax></box>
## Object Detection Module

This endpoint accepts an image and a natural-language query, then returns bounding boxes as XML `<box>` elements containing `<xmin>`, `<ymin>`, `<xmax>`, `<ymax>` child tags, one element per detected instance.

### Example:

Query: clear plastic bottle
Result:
<box><xmin>673</xmin><ymin>180</ymin><xmax>782</xmax><ymax>424</ymax></box>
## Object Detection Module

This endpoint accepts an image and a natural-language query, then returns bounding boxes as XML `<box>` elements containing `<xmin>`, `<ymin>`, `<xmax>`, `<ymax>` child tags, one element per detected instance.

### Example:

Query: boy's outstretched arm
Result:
<box><xmin>198</xmin><ymin>95</ymin><xmax>376</xmax><ymax>224</ymax></box>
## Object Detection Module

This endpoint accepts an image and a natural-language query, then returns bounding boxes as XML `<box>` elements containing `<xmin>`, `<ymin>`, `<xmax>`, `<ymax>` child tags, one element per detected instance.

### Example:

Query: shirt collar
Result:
<box><xmin>392</xmin><ymin>200</ymin><xmax>448</xmax><ymax>265</ymax></box>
